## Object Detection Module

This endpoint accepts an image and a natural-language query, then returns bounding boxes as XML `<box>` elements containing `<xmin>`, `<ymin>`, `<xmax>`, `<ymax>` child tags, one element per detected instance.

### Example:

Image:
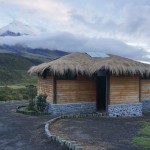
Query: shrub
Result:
<box><xmin>34</xmin><ymin>94</ymin><xmax>47</xmax><ymax>112</ymax></box>
<box><xmin>0</xmin><ymin>85</ymin><xmax>37</xmax><ymax>101</ymax></box>
<box><xmin>25</xmin><ymin>85</ymin><xmax>37</xmax><ymax>100</ymax></box>
<box><xmin>27</xmin><ymin>99</ymin><xmax>35</xmax><ymax>111</ymax></box>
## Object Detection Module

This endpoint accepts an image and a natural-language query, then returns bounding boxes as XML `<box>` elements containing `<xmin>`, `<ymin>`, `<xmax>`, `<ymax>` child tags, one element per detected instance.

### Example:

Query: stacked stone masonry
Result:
<box><xmin>48</xmin><ymin>102</ymin><xmax>96</xmax><ymax>115</ymax></box>
<box><xmin>47</xmin><ymin>101</ymin><xmax>150</xmax><ymax>116</ymax></box>
<box><xmin>108</xmin><ymin>103</ymin><xmax>142</xmax><ymax>117</ymax></box>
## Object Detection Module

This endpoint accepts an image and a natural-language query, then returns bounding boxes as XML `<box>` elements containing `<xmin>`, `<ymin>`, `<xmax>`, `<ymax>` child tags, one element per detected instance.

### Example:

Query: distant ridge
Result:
<box><xmin>0</xmin><ymin>53</ymin><xmax>42</xmax><ymax>85</ymax></box>
<box><xmin>0</xmin><ymin>44</ymin><xmax>69</xmax><ymax>62</ymax></box>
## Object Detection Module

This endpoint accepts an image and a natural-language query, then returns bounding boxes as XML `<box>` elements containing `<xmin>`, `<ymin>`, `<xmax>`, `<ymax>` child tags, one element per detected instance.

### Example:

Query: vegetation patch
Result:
<box><xmin>0</xmin><ymin>53</ymin><xmax>41</xmax><ymax>86</ymax></box>
<box><xmin>16</xmin><ymin>94</ymin><xmax>50</xmax><ymax>116</ymax></box>
<box><xmin>16</xmin><ymin>106</ymin><xmax>50</xmax><ymax>116</ymax></box>
<box><xmin>132</xmin><ymin>137</ymin><xmax>150</xmax><ymax>149</ymax></box>
<box><xmin>139</xmin><ymin>122</ymin><xmax>150</xmax><ymax>136</ymax></box>
<box><xmin>132</xmin><ymin>121</ymin><xmax>150</xmax><ymax>149</ymax></box>
<box><xmin>0</xmin><ymin>84</ymin><xmax>37</xmax><ymax>101</ymax></box>
<box><xmin>0</xmin><ymin>85</ymin><xmax>26</xmax><ymax>89</ymax></box>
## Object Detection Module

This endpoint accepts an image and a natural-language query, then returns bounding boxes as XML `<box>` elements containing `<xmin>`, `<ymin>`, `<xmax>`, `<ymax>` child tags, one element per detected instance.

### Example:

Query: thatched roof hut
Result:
<box><xmin>28</xmin><ymin>52</ymin><xmax>150</xmax><ymax>77</ymax></box>
<box><xmin>28</xmin><ymin>52</ymin><xmax>150</xmax><ymax>117</ymax></box>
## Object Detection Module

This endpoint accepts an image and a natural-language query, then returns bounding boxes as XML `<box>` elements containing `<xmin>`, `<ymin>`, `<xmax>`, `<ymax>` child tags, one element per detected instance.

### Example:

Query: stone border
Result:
<box><xmin>16</xmin><ymin>106</ymin><xmax>51</xmax><ymax>116</ymax></box>
<box><xmin>45</xmin><ymin>112</ymin><xmax>107</xmax><ymax>150</ymax></box>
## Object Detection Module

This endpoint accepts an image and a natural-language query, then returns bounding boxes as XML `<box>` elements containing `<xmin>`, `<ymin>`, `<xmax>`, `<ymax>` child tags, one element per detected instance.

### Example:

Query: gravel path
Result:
<box><xmin>0</xmin><ymin>101</ymin><xmax>68</xmax><ymax>150</ymax></box>
<box><xmin>51</xmin><ymin>113</ymin><xmax>150</xmax><ymax>150</ymax></box>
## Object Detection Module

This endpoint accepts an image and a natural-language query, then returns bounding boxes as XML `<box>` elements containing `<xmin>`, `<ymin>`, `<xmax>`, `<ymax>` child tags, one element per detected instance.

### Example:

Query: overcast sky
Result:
<box><xmin>0</xmin><ymin>0</ymin><xmax>150</xmax><ymax>61</ymax></box>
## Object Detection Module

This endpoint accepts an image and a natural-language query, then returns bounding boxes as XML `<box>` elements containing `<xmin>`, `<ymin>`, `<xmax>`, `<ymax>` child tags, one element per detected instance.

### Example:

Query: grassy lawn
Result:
<box><xmin>0</xmin><ymin>82</ymin><xmax>37</xmax><ymax>89</ymax></box>
<box><xmin>139</xmin><ymin>122</ymin><xmax>150</xmax><ymax>136</ymax></box>
<box><xmin>132</xmin><ymin>121</ymin><xmax>150</xmax><ymax>149</ymax></box>
<box><xmin>19</xmin><ymin>106</ymin><xmax>35</xmax><ymax>112</ymax></box>
<box><xmin>0</xmin><ymin>84</ymin><xmax>37</xmax><ymax>101</ymax></box>
<box><xmin>132</xmin><ymin>137</ymin><xmax>150</xmax><ymax>149</ymax></box>
<box><xmin>0</xmin><ymin>85</ymin><xmax>26</xmax><ymax>89</ymax></box>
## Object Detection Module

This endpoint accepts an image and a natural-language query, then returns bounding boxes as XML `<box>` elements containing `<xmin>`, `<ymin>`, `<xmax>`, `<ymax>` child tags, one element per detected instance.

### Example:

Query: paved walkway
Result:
<box><xmin>0</xmin><ymin>101</ymin><xmax>67</xmax><ymax>150</ymax></box>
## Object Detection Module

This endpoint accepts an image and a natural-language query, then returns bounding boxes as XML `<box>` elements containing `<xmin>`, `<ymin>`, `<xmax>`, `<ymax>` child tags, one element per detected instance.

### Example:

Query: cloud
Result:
<box><xmin>68</xmin><ymin>0</ymin><xmax>150</xmax><ymax>48</ymax></box>
<box><xmin>1</xmin><ymin>0</ymin><xmax>150</xmax><ymax>47</ymax></box>
<box><xmin>0</xmin><ymin>0</ymin><xmax>150</xmax><ymax>62</ymax></box>
<box><xmin>0</xmin><ymin>0</ymin><xmax>71</xmax><ymax>28</ymax></box>
<box><xmin>0</xmin><ymin>31</ymin><xmax>149</xmax><ymax>61</ymax></box>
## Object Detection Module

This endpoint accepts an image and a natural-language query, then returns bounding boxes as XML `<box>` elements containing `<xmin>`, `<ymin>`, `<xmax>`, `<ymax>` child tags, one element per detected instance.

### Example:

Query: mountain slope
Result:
<box><xmin>0</xmin><ymin>44</ymin><xmax>69</xmax><ymax>62</ymax></box>
<box><xmin>0</xmin><ymin>21</ymin><xmax>69</xmax><ymax>85</ymax></box>
<box><xmin>0</xmin><ymin>53</ymin><xmax>42</xmax><ymax>85</ymax></box>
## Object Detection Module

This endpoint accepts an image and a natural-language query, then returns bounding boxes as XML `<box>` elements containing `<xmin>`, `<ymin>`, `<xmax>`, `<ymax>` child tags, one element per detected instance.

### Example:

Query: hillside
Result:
<box><xmin>0</xmin><ymin>21</ymin><xmax>69</xmax><ymax>85</ymax></box>
<box><xmin>0</xmin><ymin>53</ymin><xmax>42</xmax><ymax>85</ymax></box>
<box><xmin>0</xmin><ymin>44</ymin><xmax>68</xmax><ymax>62</ymax></box>
<box><xmin>0</xmin><ymin>44</ymin><xmax>68</xmax><ymax>86</ymax></box>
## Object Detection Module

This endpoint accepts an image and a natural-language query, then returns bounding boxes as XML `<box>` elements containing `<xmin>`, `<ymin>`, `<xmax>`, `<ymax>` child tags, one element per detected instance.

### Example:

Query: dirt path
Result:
<box><xmin>51</xmin><ymin>114</ymin><xmax>150</xmax><ymax>150</ymax></box>
<box><xmin>0</xmin><ymin>101</ymin><xmax>67</xmax><ymax>150</ymax></box>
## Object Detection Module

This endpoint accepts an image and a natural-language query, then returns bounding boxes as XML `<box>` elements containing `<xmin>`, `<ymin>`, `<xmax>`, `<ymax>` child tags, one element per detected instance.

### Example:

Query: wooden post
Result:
<box><xmin>53</xmin><ymin>76</ymin><xmax>57</xmax><ymax>104</ymax></box>
<box><xmin>106</xmin><ymin>73</ymin><xmax>110</xmax><ymax>111</ymax></box>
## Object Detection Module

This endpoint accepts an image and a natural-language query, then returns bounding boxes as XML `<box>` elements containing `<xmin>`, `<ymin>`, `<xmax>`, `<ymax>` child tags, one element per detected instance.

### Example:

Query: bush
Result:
<box><xmin>0</xmin><ymin>85</ymin><xmax>37</xmax><ymax>101</ymax></box>
<box><xmin>25</xmin><ymin>85</ymin><xmax>37</xmax><ymax>100</ymax></box>
<box><xmin>34</xmin><ymin>94</ymin><xmax>47</xmax><ymax>112</ymax></box>
<box><xmin>26</xmin><ymin>85</ymin><xmax>37</xmax><ymax>111</ymax></box>
<box><xmin>27</xmin><ymin>99</ymin><xmax>35</xmax><ymax>111</ymax></box>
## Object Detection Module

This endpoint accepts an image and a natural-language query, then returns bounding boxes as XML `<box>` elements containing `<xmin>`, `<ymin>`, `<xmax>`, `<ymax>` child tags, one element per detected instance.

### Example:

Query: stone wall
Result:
<box><xmin>47</xmin><ymin>102</ymin><xmax>148</xmax><ymax>117</ymax></box>
<box><xmin>108</xmin><ymin>103</ymin><xmax>142</xmax><ymax>117</ymax></box>
<box><xmin>48</xmin><ymin>102</ymin><xmax>96</xmax><ymax>115</ymax></box>
<box><xmin>141</xmin><ymin>99</ymin><xmax>150</xmax><ymax>112</ymax></box>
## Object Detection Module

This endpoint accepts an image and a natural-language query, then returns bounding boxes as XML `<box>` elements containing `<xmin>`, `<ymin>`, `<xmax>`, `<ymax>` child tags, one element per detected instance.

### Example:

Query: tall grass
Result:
<box><xmin>0</xmin><ymin>85</ymin><xmax>37</xmax><ymax>101</ymax></box>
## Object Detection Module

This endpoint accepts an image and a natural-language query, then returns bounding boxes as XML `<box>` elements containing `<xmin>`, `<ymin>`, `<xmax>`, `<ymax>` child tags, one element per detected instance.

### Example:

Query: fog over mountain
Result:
<box><xmin>1</xmin><ymin>0</ymin><xmax>150</xmax><ymax>63</ymax></box>
<box><xmin>0</xmin><ymin>21</ymin><xmax>34</xmax><ymax>36</ymax></box>
<box><xmin>0</xmin><ymin>21</ymin><xmax>149</xmax><ymax>62</ymax></box>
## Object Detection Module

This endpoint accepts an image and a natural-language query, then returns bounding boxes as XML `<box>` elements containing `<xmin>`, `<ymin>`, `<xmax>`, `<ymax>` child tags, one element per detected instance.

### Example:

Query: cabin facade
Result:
<box><xmin>29</xmin><ymin>52</ymin><xmax>150</xmax><ymax>116</ymax></box>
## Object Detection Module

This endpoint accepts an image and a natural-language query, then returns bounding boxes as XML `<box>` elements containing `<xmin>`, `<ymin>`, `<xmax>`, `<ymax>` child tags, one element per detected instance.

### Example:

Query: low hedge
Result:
<box><xmin>16</xmin><ymin>106</ymin><xmax>51</xmax><ymax>116</ymax></box>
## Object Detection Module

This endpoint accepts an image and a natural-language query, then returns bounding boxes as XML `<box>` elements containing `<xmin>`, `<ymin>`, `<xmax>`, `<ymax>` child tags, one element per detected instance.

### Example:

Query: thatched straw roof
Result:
<box><xmin>28</xmin><ymin>52</ymin><xmax>150</xmax><ymax>76</ymax></box>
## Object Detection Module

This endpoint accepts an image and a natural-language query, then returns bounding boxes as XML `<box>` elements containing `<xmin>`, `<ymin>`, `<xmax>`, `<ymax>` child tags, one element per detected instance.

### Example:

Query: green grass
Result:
<box><xmin>139</xmin><ymin>122</ymin><xmax>150</xmax><ymax>136</ymax></box>
<box><xmin>132</xmin><ymin>137</ymin><xmax>150</xmax><ymax>149</ymax></box>
<box><xmin>0</xmin><ymin>85</ymin><xmax>37</xmax><ymax>101</ymax></box>
<box><xmin>19</xmin><ymin>106</ymin><xmax>35</xmax><ymax>112</ymax></box>
<box><xmin>17</xmin><ymin>106</ymin><xmax>51</xmax><ymax>116</ymax></box>
<box><xmin>132</xmin><ymin>121</ymin><xmax>150</xmax><ymax>149</ymax></box>
<box><xmin>0</xmin><ymin>85</ymin><xmax>26</xmax><ymax>89</ymax></box>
